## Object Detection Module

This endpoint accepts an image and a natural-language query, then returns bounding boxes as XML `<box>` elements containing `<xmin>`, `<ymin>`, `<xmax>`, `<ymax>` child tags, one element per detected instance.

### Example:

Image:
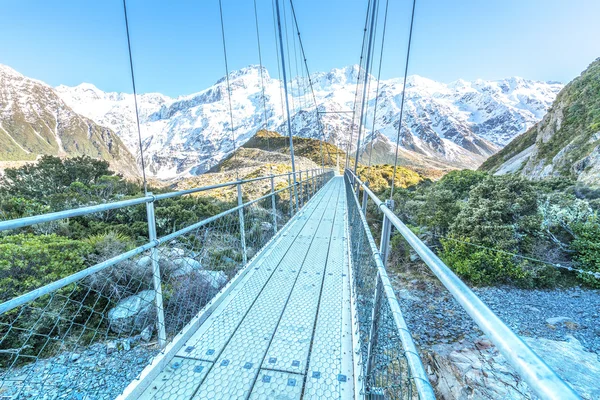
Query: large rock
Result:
<box><xmin>260</xmin><ymin>222</ymin><xmax>273</xmax><ymax>232</ymax></box>
<box><xmin>170</xmin><ymin>257</ymin><xmax>203</xmax><ymax>277</ymax></box>
<box><xmin>108</xmin><ymin>290</ymin><xmax>156</xmax><ymax>334</ymax></box>
<box><xmin>198</xmin><ymin>270</ymin><xmax>227</xmax><ymax>289</ymax></box>
<box><xmin>427</xmin><ymin>335</ymin><xmax>599</xmax><ymax>399</ymax></box>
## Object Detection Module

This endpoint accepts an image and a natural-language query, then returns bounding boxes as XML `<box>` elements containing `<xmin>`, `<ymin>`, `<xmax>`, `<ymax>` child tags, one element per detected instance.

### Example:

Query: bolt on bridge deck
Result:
<box><xmin>127</xmin><ymin>176</ymin><xmax>355</xmax><ymax>399</ymax></box>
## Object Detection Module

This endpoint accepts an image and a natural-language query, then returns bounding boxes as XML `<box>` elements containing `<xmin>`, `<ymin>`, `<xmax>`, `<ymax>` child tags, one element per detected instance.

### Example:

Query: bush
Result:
<box><xmin>84</xmin><ymin>232</ymin><xmax>151</xmax><ymax>299</ymax></box>
<box><xmin>0</xmin><ymin>234</ymin><xmax>93</xmax><ymax>365</ymax></box>
<box><xmin>571</xmin><ymin>218</ymin><xmax>600</xmax><ymax>287</ymax></box>
<box><xmin>440</xmin><ymin>238</ymin><xmax>559</xmax><ymax>287</ymax></box>
<box><xmin>0</xmin><ymin>234</ymin><xmax>92</xmax><ymax>301</ymax></box>
<box><xmin>441</xmin><ymin>238</ymin><xmax>525</xmax><ymax>285</ymax></box>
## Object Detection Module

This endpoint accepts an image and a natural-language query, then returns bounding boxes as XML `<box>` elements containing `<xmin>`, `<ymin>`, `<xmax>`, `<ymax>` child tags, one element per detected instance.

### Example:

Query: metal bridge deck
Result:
<box><xmin>137</xmin><ymin>176</ymin><xmax>354</xmax><ymax>399</ymax></box>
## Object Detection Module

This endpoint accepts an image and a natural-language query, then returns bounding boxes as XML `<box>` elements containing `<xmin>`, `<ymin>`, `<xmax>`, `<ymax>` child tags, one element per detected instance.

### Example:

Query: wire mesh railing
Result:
<box><xmin>345</xmin><ymin>173</ymin><xmax>435</xmax><ymax>399</ymax></box>
<box><xmin>345</xmin><ymin>168</ymin><xmax>581</xmax><ymax>400</ymax></box>
<box><xmin>0</xmin><ymin>168</ymin><xmax>332</xmax><ymax>400</ymax></box>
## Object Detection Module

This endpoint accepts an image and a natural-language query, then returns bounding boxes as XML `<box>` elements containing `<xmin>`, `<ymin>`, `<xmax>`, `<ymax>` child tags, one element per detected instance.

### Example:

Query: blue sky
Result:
<box><xmin>1</xmin><ymin>0</ymin><xmax>599</xmax><ymax>97</ymax></box>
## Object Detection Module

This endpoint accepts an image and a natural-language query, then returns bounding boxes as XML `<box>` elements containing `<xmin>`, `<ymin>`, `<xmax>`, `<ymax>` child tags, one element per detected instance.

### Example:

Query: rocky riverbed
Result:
<box><xmin>391</xmin><ymin>271</ymin><xmax>600</xmax><ymax>399</ymax></box>
<box><xmin>0</xmin><ymin>340</ymin><xmax>158</xmax><ymax>399</ymax></box>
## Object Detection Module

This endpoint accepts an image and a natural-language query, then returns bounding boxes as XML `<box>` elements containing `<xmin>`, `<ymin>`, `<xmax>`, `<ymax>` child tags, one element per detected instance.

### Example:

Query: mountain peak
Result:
<box><xmin>0</xmin><ymin>64</ymin><xmax>23</xmax><ymax>78</ymax></box>
<box><xmin>215</xmin><ymin>65</ymin><xmax>270</xmax><ymax>85</ymax></box>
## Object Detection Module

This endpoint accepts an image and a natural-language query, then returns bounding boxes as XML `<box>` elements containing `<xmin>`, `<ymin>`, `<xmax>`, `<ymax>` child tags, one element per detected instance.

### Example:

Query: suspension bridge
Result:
<box><xmin>0</xmin><ymin>0</ymin><xmax>588</xmax><ymax>399</ymax></box>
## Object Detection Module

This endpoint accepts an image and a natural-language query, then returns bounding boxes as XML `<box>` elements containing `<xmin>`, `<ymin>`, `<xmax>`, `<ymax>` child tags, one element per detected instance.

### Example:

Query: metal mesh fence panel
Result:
<box><xmin>344</xmin><ymin>176</ymin><xmax>378</xmax><ymax>376</ymax></box>
<box><xmin>344</xmin><ymin>173</ymin><xmax>432</xmax><ymax>399</ymax></box>
<box><xmin>0</xmin><ymin>248</ymin><xmax>159</xmax><ymax>399</ymax></box>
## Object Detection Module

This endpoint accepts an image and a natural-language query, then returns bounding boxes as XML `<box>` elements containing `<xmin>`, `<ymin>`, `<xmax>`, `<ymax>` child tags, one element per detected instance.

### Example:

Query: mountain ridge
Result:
<box><xmin>480</xmin><ymin>58</ymin><xmax>600</xmax><ymax>185</ymax></box>
<box><xmin>2</xmin><ymin>63</ymin><xmax>562</xmax><ymax>179</ymax></box>
<box><xmin>0</xmin><ymin>64</ymin><xmax>139</xmax><ymax>177</ymax></box>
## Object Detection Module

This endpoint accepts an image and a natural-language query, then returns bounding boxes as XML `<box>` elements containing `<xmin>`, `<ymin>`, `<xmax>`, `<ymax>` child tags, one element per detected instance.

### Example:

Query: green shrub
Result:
<box><xmin>441</xmin><ymin>238</ymin><xmax>525</xmax><ymax>285</ymax></box>
<box><xmin>0</xmin><ymin>234</ymin><xmax>94</xmax><ymax>365</ymax></box>
<box><xmin>571</xmin><ymin>218</ymin><xmax>600</xmax><ymax>287</ymax></box>
<box><xmin>0</xmin><ymin>234</ymin><xmax>92</xmax><ymax>301</ymax></box>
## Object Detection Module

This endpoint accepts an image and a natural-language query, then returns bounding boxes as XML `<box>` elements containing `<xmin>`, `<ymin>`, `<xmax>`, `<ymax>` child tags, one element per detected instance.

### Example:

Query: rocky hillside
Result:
<box><xmin>53</xmin><ymin>64</ymin><xmax>562</xmax><ymax>179</ymax></box>
<box><xmin>481</xmin><ymin>58</ymin><xmax>600</xmax><ymax>185</ymax></box>
<box><xmin>241</xmin><ymin>130</ymin><xmax>346</xmax><ymax>170</ymax></box>
<box><xmin>0</xmin><ymin>65</ymin><xmax>138</xmax><ymax>177</ymax></box>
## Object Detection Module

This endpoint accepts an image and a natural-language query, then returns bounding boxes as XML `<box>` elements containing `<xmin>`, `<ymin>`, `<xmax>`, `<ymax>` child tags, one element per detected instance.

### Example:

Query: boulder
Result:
<box><xmin>198</xmin><ymin>270</ymin><xmax>227</xmax><ymax>289</ymax></box>
<box><xmin>106</xmin><ymin>341</ymin><xmax>117</xmax><ymax>355</ymax></box>
<box><xmin>170</xmin><ymin>257</ymin><xmax>203</xmax><ymax>277</ymax></box>
<box><xmin>107</xmin><ymin>290</ymin><xmax>155</xmax><ymax>334</ymax></box>
<box><xmin>260</xmin><ymin>222</ymin><xmax>273</xmax><ymax>232</ymax></box>
<box><xmin>169</xmin><ymin>247</ymin><xmax>185</xmax><ymax>258</ymax></box>
<box><xmin>140</xmin><ymin>325</ymin><xmax>153</xmax><ymax>342</ymax></box>
<box><xmin>427</xmin><ymin>335</ymin><xmax>600</xmax><ymax>400</ymax></box>
<box><xmin>136</xmin><ymin>255</ymin><xmax>154</xmax><ymax>269</ymax></box>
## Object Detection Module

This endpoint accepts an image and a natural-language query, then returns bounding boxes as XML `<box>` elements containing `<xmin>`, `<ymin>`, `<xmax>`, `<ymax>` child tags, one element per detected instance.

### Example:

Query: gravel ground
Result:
<box><xmin>392</xmin><ymin>273</ymin><xmax>600</xmax><ymax>354</ymax></box>
<box><xmin>0</xmin><ymin>341</ymin><xmax>158</xmax><ymax>399</ymax></box>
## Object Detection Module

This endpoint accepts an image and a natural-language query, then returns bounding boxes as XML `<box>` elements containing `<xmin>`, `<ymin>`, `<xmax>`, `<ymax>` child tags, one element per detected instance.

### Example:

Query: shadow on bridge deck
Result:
<box><xmin>123</xmin><ymin>176</ymin><xmax>354</xmax><ymax>399</ymax></box>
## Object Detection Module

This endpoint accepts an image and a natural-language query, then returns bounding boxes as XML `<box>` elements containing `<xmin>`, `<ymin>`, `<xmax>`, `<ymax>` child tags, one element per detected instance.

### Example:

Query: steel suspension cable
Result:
<box><xmin>217</xmin><ymin>0</ymin><xmax>239</xmax><ymax>179</ymax></box>
<box><xmin>367</xmin><ymin>0</ymin><xmax>390</xmax><ymax>167</ymax></box>
<box><xmin>253</xmin><ymin>0</ymin><xmax>271</xmax><ymax>155</ymax></box>
<box><xmin>353</xmin><ymin>0</ymin><xmax>379</xmax><ymax>175</ymax></box>
<box><xmin>271</xmin><ymin>0</ymin><xmax>287</xmax><ymax>148</ymax></box>
<box><xmin>289</xmin><ymin>4</ymin><xmax>302</xmax><ymax>112</ymax></box>
<box><xmin>346</xmin><ymin>0</ymin><xmax>373</xmax><ymax>170</ymax></box>
<box><xmin>360</xmin><ymin>0</ymin><xmax>381</xmax><ymax>166</ymax></box>
<box><xmin>122</xmin><ymin>0</ymin><xmax>148</xmax><ymax>195</ymax></box>
<box><xmin>390</xmin><ymin>0</ymin><xmax>417</xmax><ymax>199</ymax></box>
<box><xmin>253</xmin><ymin>0</ymin><xmax>269</xmax><ymax>129</ymax></box>
<box><xmin>282</xmin><ymin>0</ymin><xmax>296</xmax><ymax>114</ymax></box>
<box><xmin>289</xmin><ymin>0</ymin><xmax>326</xmax><ymax>168</ymax></box>
<box><xmin>274</xmin><ymin>0</ymin><xmax>299</xmax><ymax>208</ymax></box>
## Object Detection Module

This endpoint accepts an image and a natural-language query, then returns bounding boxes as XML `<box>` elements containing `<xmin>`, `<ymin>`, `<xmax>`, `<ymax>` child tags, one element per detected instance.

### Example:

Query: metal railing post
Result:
<box><xmin>287</xmin><ymin>173</ymin><xmax>294</xmax><ymax>216</ymax></box>
<box><xmin>379</xmin><ymin>199</ymin><xmax>394</xmax><ymax>267</ymax></box>
<box><xmin>298</xmin><ymin>170</ymin><xmax>303</xmax><ymax>207</ymax></box>
<box><xmin>270</xmin><ymin>175</ymin><xmax>277</xmax><ymax>234</ymax></box>
<box><xmin>312</xmin><ymin>169</ymin><xmax>316</xmax><ymax>195</ymax></box>
<box><xmin>317</xmin><ymin>169</ymin><xmax>321</xmax><ymax>189</ymax></box>
<box><xmin>237</xmin><ymin>182</ymin><xmax>248</xmax><ymax>265</ymax></box>
<box><xmin>145</xmin><ymin>193</ymin><xmax>167</xmax><ymax>348</ymax></box>
<box><xmin>361</xmin><ymin>182</ymin><xmax>369</xmax><ymax>215</ymax></box>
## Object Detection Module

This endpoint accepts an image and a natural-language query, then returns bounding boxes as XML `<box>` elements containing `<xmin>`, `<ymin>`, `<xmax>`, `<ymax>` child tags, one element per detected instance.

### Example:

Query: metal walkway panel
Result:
<box><xmin>260</xmin><ymin>179</ymin><xmax>344</xmax><ymax>375</ymax></box>
<box><xmin>178</xmin><ymin>183</ymin><xmax>333</xmax><ymax>364</ymax></box>
<box><xmin>248</xmin><ymin>370</ymin><xmax>303</xmax><ymax>400</ymax></box>
<box><xmin>303</xmin><ymin>182</ymin><xmax>354</xmax><ymax>399</ymax></box>
<box><xmin>138</xmin><ymin>357</ymin><xmax>211</xmax><ymax>400</ymax></box>
<box><xmin>190</xmin><ymin>182</ymin><xmax>339</xmax><ymax>399</ymax></box>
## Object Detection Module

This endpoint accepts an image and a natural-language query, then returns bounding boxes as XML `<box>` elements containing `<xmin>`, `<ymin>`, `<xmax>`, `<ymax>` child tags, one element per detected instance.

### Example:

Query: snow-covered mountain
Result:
<box><xmin>54</xmin><ymin>65</ymin><xmax>563</xmax><ymax>178</ymax></box>
<box><xmin>0</xmin><ymin>64</ymin><xmax>138</xmax><ymax>176</ymax></box>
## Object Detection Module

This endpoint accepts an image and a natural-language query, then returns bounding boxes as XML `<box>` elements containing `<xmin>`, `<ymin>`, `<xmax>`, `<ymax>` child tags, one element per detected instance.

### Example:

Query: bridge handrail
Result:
<box><xmin>0</xmin><ymin>168</ymin><xmax>320</xmax><ymax>233</ymax></box>
<box><xmin>345</xmin><ymin>168</ymin><xmax>580</xmax><ymax>400</ymax></box>
<box><xmin>345</xmin><ymin>174</ymin><xmax>435</xmax><ymax>399</ymax></box>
